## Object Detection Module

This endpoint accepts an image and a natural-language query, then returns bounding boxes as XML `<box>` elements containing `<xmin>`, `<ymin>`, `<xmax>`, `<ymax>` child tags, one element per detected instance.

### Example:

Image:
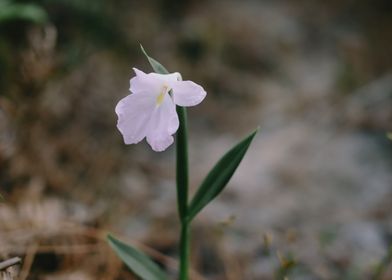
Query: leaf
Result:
<box><xmin>0</xmin><ymin>193</ymin><xmax>4</xmax><ymax>202</ymax></box>
<box><xmin>187</xmin><ymin>129</ymin><xmax>258</xmax><ymax>222</ymax></box>
<box><xmin>0</xmin><ymin>1</ymin><xmax>48</xmax><ymax>24</ymax></box>
<box><xmin>107</xmin><ymin>234</ymin><xmax>168</xmax><ymax>280</ymax></box>
<box><xmin>140</xmin><ymin>44</ymin><xmax>169</xmax><ymax>74</ymax></box>
<box><xmin>387</xmin><ymin>132</ymin><xmax>392</xmax><ymax>141</ymax></box>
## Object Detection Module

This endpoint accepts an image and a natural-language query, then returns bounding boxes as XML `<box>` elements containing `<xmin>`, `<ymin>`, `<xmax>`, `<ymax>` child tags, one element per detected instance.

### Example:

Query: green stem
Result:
<box><xmin>176</xmin><ymin>106</ymin><xmax>188</xmax><ymax>222</ymax></box>
<box><xmin>179</xmin><ymin>221</ymin><xmax>190</xmax><ymax>280</ymax></box>
<box><xmin>176</xmin><ymin>106</ymin><xmax>190</xmax><ymax>279</ymax></box>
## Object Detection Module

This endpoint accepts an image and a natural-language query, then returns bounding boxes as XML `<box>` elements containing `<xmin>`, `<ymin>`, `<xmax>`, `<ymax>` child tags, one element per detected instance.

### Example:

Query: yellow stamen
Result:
<box><xmin>156</xmin><ymin>85</ymin><xmax>168</xmax><ymax>106</ymax></box>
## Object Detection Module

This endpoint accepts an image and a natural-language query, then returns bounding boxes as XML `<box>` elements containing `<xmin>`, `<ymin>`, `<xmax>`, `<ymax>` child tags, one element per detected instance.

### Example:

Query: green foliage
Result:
<box><xmin>0</xmin><ymin>0</ymin><xmax>48</xmax><ymax>24</ymax></box>
<box><xmin>187</xmin><ymin>129</ymin><xmax>258</xmax><ymax>221</ymax></box>
<box><xmin>107</xmin><ymin>234</ymin><xmax>168</xmax><ymax>280</ymax></box>
<box><xmin>140</xmin><ymin>45</ymin><xmax>170</xmax><ymax>75</ymax></box>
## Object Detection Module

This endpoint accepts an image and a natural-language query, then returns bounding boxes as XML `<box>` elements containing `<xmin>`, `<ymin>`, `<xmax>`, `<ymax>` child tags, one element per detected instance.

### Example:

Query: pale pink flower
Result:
<box><xmin>115</xmin><ymin>68</ymin><xmax>207</xmax><ymax>151</ymax></box>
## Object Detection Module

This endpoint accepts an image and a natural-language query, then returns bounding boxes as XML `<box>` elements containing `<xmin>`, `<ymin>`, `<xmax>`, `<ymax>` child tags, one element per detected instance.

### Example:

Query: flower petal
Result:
<box><xmin>146</xmin><ymin>95</ymin><xmax>179</xmax><ymax>151</ymax></box>
<box><xmin>170</xmin><ymin>80</ymin><xmax>207</xmax><ymax>107</ymax></box>
<box><xmin>115</xmin><ymin>93</ymin><xmax>155</xmax><ymax>144</ymax></box>
<box><xmin>130</xmin><ymin>68</ymin><xmax>181</xmax><ymax>96</ymax></box>
<box><xmin>156</xmin><ymin>71</ymin><xmax>182</xmax><ymax>83</ymax></box>
<box><xmin>130</xmin><ymin>68</ymin><xmax>162</xmax><ymax>96</ymax></box>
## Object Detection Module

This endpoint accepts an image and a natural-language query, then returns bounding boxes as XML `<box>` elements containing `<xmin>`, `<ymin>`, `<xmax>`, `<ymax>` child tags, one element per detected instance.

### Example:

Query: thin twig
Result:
<box><xmin>0</xmin><ymin>257</ymin><xmax>21</xmax><ymax>271</ymax></box>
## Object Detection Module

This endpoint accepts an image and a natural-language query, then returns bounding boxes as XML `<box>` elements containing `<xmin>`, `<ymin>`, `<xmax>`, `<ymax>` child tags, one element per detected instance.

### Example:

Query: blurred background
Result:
<box><xmin>0</xmin><ymin>0</ymin><xmax>392</xmax><ymax>279</ymax></box>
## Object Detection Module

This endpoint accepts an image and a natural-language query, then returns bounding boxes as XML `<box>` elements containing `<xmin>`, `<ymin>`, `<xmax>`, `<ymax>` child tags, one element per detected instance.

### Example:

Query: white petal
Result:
<box><xmin>130</xmin><ymin>68</ymin><xmax>182</xmax><ymax>95</ymax></box>
<box><xmin>130</xmin><ymin>68</ymin><xmax>162</xmax><ymax>96</ymax></box>
<box><xmin>115</xmin><ymin>93</ymin><xmax>155</xmax><ymax>144</ymax></box>
<box><xmin>146</xmin><ymin>95</ymin><xmax>179</xmax><ymax>152</ymax></box>
<box><xmin>155</xmin><ymin>72</ymin><xmax>182</xmax><ymax>84</ymax></box>
<box><xmin>170</xmin><ymin>80</ymin><xmax>207</xmax><ymax>107</ymax></box>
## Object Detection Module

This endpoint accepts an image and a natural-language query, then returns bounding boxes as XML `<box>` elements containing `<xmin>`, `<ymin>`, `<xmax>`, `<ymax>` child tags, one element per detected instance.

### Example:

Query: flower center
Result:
<box><xmin>156</xmin><ymin>84</ymin><xmax>169</xmax><ymax>106</ymax></box>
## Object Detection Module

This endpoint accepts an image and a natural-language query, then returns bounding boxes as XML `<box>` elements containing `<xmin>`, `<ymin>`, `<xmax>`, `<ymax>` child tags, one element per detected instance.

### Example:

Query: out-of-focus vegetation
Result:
<box><xmin>0</xmin><ymin>0</ymin><xmax>129</xmax><ymax>93</ymax></box>
<box><xmin>0</xmin><ymin>0</ymin><xmax>391</xmax><ymax>279</ymax></box>
<box><xmin>0</xmin><ymin>0</ymin><xmax>47</xmax><ymax>23</ymax></box>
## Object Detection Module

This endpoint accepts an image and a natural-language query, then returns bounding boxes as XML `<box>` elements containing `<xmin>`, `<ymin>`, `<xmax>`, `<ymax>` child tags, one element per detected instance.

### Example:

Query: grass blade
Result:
<box><xmin>107</xmin><ymin>234</ymin><xmax>168</xmax><ymax>280</ymax></box>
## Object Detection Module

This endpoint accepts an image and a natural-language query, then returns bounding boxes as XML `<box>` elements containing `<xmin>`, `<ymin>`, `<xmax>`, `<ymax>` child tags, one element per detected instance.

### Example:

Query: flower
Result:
<box><xmin>115</xmin><ymin>68</ymin><xmax>207</xmax><ymax>151</ymax></box>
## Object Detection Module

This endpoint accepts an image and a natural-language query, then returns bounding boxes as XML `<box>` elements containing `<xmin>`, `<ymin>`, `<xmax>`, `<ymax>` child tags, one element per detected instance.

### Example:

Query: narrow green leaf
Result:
<box><xmin>0</xmin><ymin>193</ymin><xmax>4</xmax><ymax>202</ymax></box>
<box><xmin>140</xmin><ymin>45</ymin><xmax>169</xmax><ymax>74</ymax></box>
<box><xmin>187</xmin><ymin>129</ymin><xmax>258</xmax><ymax>222</ymax></box>
<box><xmin>176</xmin><ymin>106</ymin><xmax>189</xmax><ymax>222</ymax></box>
<box><xmin>107</xmin><ymin>234</ymin><xmax>168</xmax><ymax>280</ymax></box>
<box><xmin>0</xmin><ymin>2</ymin><xmax>48</xmax><ymax>24</ymax></box>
